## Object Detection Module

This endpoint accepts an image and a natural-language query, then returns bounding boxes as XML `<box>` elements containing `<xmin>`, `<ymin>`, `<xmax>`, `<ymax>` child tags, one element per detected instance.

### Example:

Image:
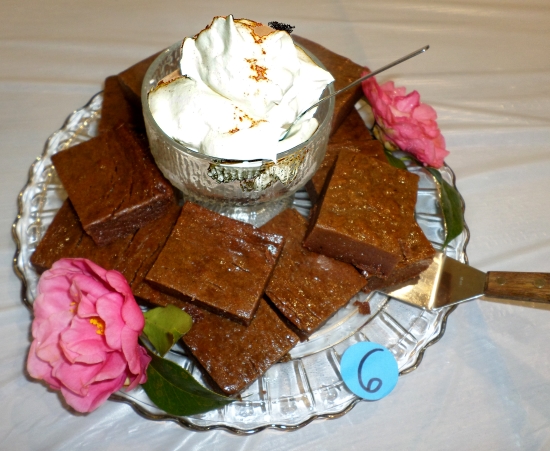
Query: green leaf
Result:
<box><xmin>142</xmin><ymin>323</ymin><xmax>175</xmax><ymax>357</ymax></box>
<box><xmin>143</xmin><ymin>305</ymin><xmax>193</xmax><ymax>356</ymax></box>
<box><xmin>383</xmin><ymin>149</ymin><xmax>408</xmax><ymax>170</ymax></box>
<box><xmin>427</xmin><ymin>168</ymin><xmax>464</xmax><ymax>247</ymax></box>
<box><xmin>142</xmin><ymin>353</ymin><xmax>233</xmax><ymax>416</ymax></box>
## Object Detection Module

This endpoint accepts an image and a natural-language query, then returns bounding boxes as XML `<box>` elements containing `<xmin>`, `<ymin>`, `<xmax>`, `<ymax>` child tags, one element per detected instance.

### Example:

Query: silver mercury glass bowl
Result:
<box><xmin>141</xmin><ymin>41</ymin><xmax>335</xmax><ymax>227</ymax></box>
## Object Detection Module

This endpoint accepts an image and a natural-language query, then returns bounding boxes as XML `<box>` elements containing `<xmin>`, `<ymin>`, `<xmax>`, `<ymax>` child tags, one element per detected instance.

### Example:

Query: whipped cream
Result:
<box><xmin>148</xmin><ymin>15</ymin><xmax>334</xmax><ymax>161</ymax></box>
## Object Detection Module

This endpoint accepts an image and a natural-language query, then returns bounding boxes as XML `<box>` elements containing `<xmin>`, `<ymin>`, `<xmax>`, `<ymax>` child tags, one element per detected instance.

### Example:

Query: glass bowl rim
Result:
<box><xmin>141</xmin><ymin>40</ymin><xmax>336</xmax><ymax>165</ymax></box>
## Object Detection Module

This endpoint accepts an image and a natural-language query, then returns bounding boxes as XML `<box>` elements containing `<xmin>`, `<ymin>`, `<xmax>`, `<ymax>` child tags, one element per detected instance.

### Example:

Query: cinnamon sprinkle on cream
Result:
<box><xmin>246</xmin><ymin>58</ymin><xmax>268</xmax><ymax>82</ymax></box>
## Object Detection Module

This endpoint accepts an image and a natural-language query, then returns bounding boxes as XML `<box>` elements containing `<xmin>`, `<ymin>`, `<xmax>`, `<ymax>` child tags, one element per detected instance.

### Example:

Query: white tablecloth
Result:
<box><xmin>2</xmin><ymin>1</ymin><xmax>550</xmax><ymax>449</ymax></box>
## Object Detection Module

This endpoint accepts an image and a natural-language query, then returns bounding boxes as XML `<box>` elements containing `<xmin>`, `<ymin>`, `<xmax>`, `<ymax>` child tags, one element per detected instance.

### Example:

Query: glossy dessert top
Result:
<box><xmin>145</xmin><ymin>202</ymin><xmax>284</xmax><ymax>325</ymax></box>
<box><xmin>183</xmin><ymin>298</ymin><xmax>299</xmax><ymax>395</ymax></box>
<box><xmin>261</xmin><ymin>208</ymin><xmax>366</xmax><ymax>338</ymax></box>
<box><xmin>51</xmin><ymin>125</ymin><xmax>175</xmax><ymax>246</ymax></box>
<box><xmin>304</xmin><ymin>149</ymin><xmax>420</xmax><ymax>276</ymax></box>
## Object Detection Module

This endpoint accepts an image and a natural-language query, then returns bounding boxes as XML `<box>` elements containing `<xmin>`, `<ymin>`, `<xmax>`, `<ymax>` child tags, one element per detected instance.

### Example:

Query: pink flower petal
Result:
<box><xmin>72</xmin><ymin>274</ymin><xmax>111</xmax><ymax>304</ymax></box>
<box><xmin>34</xmin><ymin>340</ymin><xmax>64</xmax><ymax>366</ymax></box>
<box><xmin>394</xmin><ymin>91</ymin><xmax>420</xmax><ymax>114</ymax></box>
<box><xmin>60</xmin><ymin>373</ymin><xmax>126</xmax><ymax>413</ymax></box>
<box><xmin>411</xmin><ymin>103</ymin><xmax>437</xmax><ymax>122</ymax></box>
<box><xmin>121</xmin><ymin>327</ymin><xmax>142</xmax><ymax>376</ymax></box>
<box><xmin>121</xmin><ymin>295</ymin><xmax>145</xmax><ymax>333</ymax></box>
<box><xmin>136</xmin><ymin>346</ymin><xmax>151</xmax><ymax>385</ymax></box>
<box><xmin>32</xmin><ymin>309</ymin><xmax>72</xmax><ymax>343</ymax></box>
<box><xmin>27</xmin><ymin>341</ymin><xmax>62</xmax><ymax>389</ymax></box>
<box><xmin>93</xmin><ymin>352</ymin><xmax>127</xmax><ymax>382</ymax></box>
<box><xmin>60</xmin><ymin>338</ymin><xmax>109</xmax><ymax>365</ymax></box>
<box><xmin>96</xmin><ymin>292</ymin><xmax>125</xmax><ymax>350</ymax></box>
<box><xmin>53</xmin><ymin>360</ymin><xmax>103</xmax><ymax>396</ymax></box>
<box><xmin>125</xmin><ymin>345</ymin><xmax>151</xmax><ymax>390</ymax></box>
<box><xmin>105</xmin><ymin>270</ymin><xmax>131</xmax><ymax>293</ymax></box>
<box><xmin>33</xmin><ymin>283</ymin><xmax>73</xmax><ymax>319</ymax></box>
<box><xmin>76</xmin><ymin>291</ymin><xmax>98</xmax><ymax>318</ymax></box>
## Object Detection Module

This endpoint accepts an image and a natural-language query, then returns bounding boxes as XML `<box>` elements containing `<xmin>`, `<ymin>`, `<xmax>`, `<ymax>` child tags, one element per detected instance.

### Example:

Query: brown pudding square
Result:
<box><xmin>30</xmin><ymin>200</ymin><xmax>135</xmax><ymax>273</ymax></box>
<box><xmin>307</xmin><ymin>107</ymin><xmax>377</xmax><ymax>204</ymax></box>
<box><xmin>182</xmin><ymin>298</ymin><xmax>299</xmax><ymax>396</ymax></box>
<box><xmin>292</xmin><ymin>35</ymin><xmax>367</xmax><ymax>135</ymax></box>
<box><xmin>114</xmin><ymin>203</ymin><xmax>182</xmax><ymax>293</ymax></box>
<box><xmin>117</xmin><ymin>51</ymin><xmax>162</xmax><ymax>107</ymax></box>
<box><xmin>51</xmin><ymin>124</ymin><xmax>175</xmax><ymax>246</ymax></box>
<box><xmin>261</xmin><ymin>208</ymin><xmax>366</xmax><ymax>339</ymax></box>
<box><xmin>30</xmin><ymin>200</ymin><xmax>182</xmax><ymax>293</ymax></box>
<box><xmin>146</xmin><ymin>202</ymin><xmax>285</xmax><ymax>325</ymax></box>
<box><xmin>31</xmin><ymin>200</ymin><xmax>189</xmax><ymax>311</ymax></box>
<box><xmin>304</xmin><ymin>150</ymin><xmax>421</xmax><ymax>277</ymax></box>
<box><xmin>362</xmin><ymin>221</ymin><xmax>435</xmax><ymax>292</ymax></box>
<box><xmin>307</xmin><ymin>139</ymin><xmax>387</xmax><ymax>204</ymax></box>
<box><xmin>98</xmin><ymin>76</ymin><xmax>144</xmax><ymax>134</ymax></box>
<box><xmin>30</xmin><ymin>200</ymin><xmax>85</xmax><ymax>273</ymax></box>
<box><xmin>329</xmin><ymin>107</ymin><xmax>373</xmax><ymax>144</ymax></box>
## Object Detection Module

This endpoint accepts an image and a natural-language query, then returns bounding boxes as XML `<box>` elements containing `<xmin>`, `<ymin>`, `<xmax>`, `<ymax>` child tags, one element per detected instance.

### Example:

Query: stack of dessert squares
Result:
<box><xmin>31</xmin><ymin>37</ymin><xmax>434</xmax><ymax>396</ymax></box>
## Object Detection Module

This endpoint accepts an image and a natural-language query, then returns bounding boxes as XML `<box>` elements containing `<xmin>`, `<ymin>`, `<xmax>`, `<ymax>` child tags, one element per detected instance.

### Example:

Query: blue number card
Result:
<box><xmin>341</xmin><ymin>342</ymin><xmax>399</xmax><ymax>401</ymax></box>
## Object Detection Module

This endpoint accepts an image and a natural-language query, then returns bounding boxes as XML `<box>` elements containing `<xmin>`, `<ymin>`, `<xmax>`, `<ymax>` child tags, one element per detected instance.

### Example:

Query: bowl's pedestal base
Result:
<box><xmin>181</xmin><ymin>192</ymin><xmax>295</xmax><ymax>228</ymax></box>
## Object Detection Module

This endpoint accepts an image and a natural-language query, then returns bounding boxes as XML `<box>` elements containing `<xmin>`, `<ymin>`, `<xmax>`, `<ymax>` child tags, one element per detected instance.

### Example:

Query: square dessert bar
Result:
<box><xmin>117</xmin><ymin>51</ymin><xmax>162</xmax><ymax>107</ymax></box>
<box><xmin>361</xmin><ymin>220</ymin><xmax>435</xmax><ymax>292</ymax></box>
<box><xmin>114</xmin><ymin>203</ymin><xmax>182</xmax><ymax>293</ymax></box>
<box><xmin>30</xmin><ymin>200</ymin><xmax>182</xmax><ymax>297</ymax></box>
<box><xmin>307</xmin><ymin>108</ymin><xmax>377</xmax><ymax>204</ymax></box>
<box><xmin>146</xmin><ymin>202</ymin><xmax>285</xmax><ymax>325</ymax></box>
<box><xmin>98</xmin><ymin>76</ymin><xmax>144</xmax><ymax>134</ymax></box>
<box><xmin>51</xmin><ymin>124</ymin><xmax>175</xmax><ymax>246</ymax></box>
<box><xmin>261</xmin><ymin>208</ymin><xmax>366</xmax><ymax>339</ymax></box>
<box><xmin>307</xmin><ymin>139</ymin><xmax>387</xmax><ymax>204</ymax></box>
<box><xmin>182</xmin><ymin>298</ymin><xmax>299</xmax><ymax>396</ymax></box>
<box><xmin>30</xmin><ymin>200</ymin><xmax>135</xmax><ymax>273</ymax></box>
<box><xmin>30</xmin><ymin>199</ymin><xmax>192</xmax><ymax>311</ymax></box>
<box><xmin>292</xmin><ymin>35</ymin><xmax>367</xmax><ymax>134</ymax></box>
<box><xmin>329</xmin><ymin>108</ymin><xmax>373</xmax><ymax>144</ymax></box>
<box><xmin>304</xmin><ymin>149</ymin><xmax>421</xmax><ymax>277</ymax></box>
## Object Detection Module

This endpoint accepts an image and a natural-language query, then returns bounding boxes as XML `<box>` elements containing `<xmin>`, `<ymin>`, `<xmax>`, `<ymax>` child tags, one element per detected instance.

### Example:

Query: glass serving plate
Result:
<box><xmin>13</xmin><ymin>92</ymin><xmax>469</xmax><ymax>434</ymax></box>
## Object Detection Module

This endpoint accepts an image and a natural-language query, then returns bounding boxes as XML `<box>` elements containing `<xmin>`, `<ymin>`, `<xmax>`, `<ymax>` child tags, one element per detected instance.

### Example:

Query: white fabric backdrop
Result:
<box><xmin>1</xmin><ymin>0</ymin><xmax>550</xmax><ymax>449</ymax></box>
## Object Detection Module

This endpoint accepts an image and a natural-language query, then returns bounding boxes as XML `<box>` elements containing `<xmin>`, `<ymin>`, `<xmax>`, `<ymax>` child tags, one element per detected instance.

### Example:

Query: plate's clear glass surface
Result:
<box><xmin>13</xmin><ymin>92</ymin><xmax>469</xmax><ymax>434</ymax></box>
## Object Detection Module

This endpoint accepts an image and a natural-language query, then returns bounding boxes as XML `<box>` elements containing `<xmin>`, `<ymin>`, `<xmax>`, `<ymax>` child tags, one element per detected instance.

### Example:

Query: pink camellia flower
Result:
<box><xmin>362</xmin><ymin>74</ymin><xmax>449</xmax><ymax>168</ymax></box>
<box><xmin>27</xmin><ymin>258</ymin><xmax>151</xmax><ymax>413</ymax></box>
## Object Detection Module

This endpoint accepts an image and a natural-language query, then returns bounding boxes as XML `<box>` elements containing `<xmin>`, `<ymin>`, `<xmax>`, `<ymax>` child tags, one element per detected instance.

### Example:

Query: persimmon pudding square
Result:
<box><xmin>51</xmin><ymin>124</ymin><xmax>175</xmax><ymax>246</ymax></box>
<box><xmin>146</xmin><ymin>202</ymin><xmax>284</xmax><ymax>325</ymax></box>
<box><xmin>261</xmin><ymin>208</ymin><xmax>366</xmax><ymax>339</ymax></box>
<box><xmin>98</xmin><ymin>76</ymin><xmax>144</xmax><ymax>134</ymax></box>
<box><xmin>182</xmin><ymin>299</ymin><xmax>299</xmax><ymax>396</ymax></box>
<box><xmin>304</xmin><ymin>149</ymin><xmax>421</xmax><ymax>277</ymax></box>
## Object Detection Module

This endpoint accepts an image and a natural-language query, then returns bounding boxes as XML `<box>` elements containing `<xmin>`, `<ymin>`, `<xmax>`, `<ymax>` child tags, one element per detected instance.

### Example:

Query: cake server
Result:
<box><xmin>383</xmin><ymin>251</ymin><xmax>550</xmax><ymax>310</ymax></box>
